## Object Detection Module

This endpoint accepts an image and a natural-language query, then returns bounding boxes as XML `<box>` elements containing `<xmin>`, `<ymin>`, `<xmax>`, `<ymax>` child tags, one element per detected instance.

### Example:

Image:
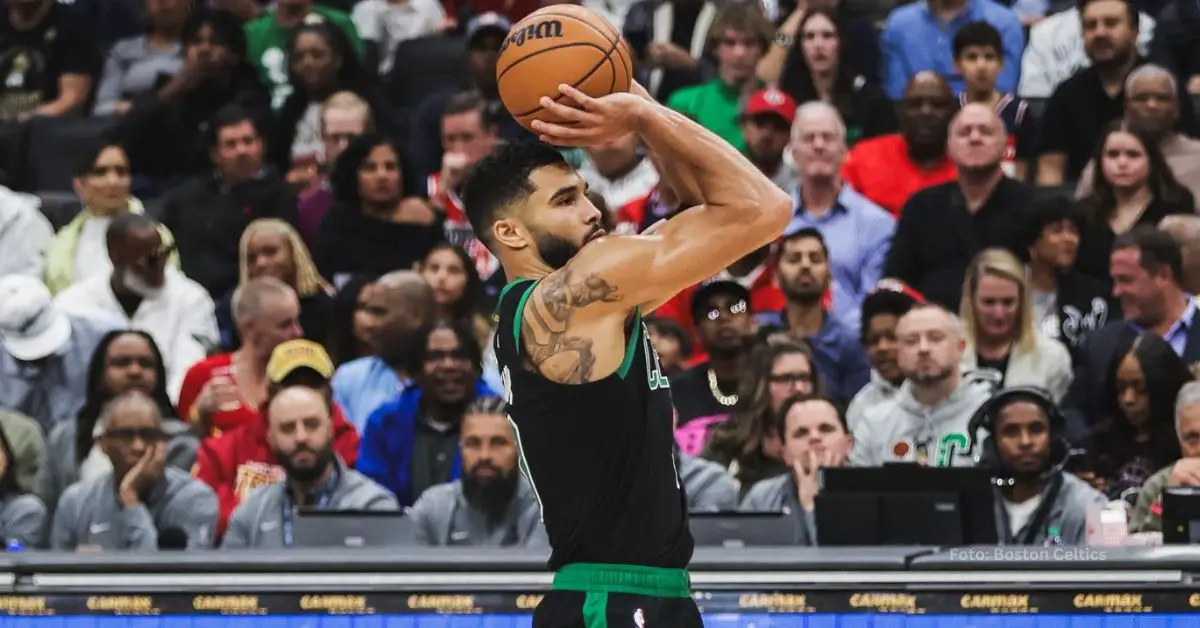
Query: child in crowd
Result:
<box><xmin>953</xmin><ymin>21</ymin><xmax>1035</xmax><ymax>181</ymax></box>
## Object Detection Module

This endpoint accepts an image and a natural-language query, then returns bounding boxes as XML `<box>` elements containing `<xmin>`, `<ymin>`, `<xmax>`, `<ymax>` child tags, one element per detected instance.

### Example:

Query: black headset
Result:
<box><xmin>967</xmin><ymin>386</ymin><xmax>1073</xmax><ymax>545</ymax></box>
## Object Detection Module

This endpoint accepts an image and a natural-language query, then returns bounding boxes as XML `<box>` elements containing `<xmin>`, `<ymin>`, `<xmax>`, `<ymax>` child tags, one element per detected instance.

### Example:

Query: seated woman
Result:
<box><xmin>45</xmin><ymin>141</ymin><xmax>178</xmax><ymax>294</ymax></box>
<box><xmin>1074</xmin><ymin>120</ymin><xmax>1194</xmax><ymax>284</ymax></box>
<box><xmin>216</xmin><ymin>219</ymin><xmax>335</xmax><ymax>351</ymax></box>
<box><xmin>958</xmin><ymin>248</ymin><xmax>1074</xmax><ymax>402</ymax></box>
<box><xmin>1092</xmin><ymin>331</ymin><xmax>1192</xmax><ymax>505</ymax></box>
<box><xmin>417</xmin><ymin>243</ymin><xmax>500</xmax><ymax>391</ymax></box>
<box><xmin>36</xmin><ymin>330</ymin><xmax>197</xmax><ymax>516</ymax></box>
<box><xmin>312</xmin><ymin>133</ymin><xmax>442</xmax><ymax>285</ymax></box>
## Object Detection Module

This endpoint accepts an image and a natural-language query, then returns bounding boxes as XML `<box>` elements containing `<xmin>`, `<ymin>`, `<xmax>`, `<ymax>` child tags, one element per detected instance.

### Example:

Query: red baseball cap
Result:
<box><xmin>742</xmin><ymin>88</ymin><xmax>798</xmax><ymax>125</ymax></box>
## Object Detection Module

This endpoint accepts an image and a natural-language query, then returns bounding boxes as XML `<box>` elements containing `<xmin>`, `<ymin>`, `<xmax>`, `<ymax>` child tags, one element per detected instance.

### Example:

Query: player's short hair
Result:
<box><xmin>462</xmin><ymin>142</ymin><xmax>569</xmax><ymax>246</ymax></box>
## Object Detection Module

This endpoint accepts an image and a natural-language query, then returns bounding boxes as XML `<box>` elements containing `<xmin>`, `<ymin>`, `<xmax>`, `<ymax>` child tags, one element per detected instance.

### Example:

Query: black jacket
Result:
<box><xmin>884</xmin><ymin>177</ymin><xmax>1033</xmax><ymax>309</ymax></box>
<box><xmin>1150</xmin><ymin>0</ymin><xmax>1200</xmax><ymax>88</ymax></box>
<box><xmin>311</xmin><ymin>205</ymin><xmax>443</xmax><ymax>285</ymax></box>
<box><xmin>157</xmin><ymin>170</ymin><xmax>298</xmax><ymax>298</ymax></box>
<box><xmin>1041</xmin><ymin>271</ymin><xmax>1115</xmax><ymax>366</ymax></box>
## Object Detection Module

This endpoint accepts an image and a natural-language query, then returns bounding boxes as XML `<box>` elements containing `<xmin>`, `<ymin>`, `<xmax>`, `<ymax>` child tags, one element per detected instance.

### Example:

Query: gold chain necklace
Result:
<box><xmin>707</xmin><ymin>369</ymin><xmax>738</xmax><ymax>407</ymax></box>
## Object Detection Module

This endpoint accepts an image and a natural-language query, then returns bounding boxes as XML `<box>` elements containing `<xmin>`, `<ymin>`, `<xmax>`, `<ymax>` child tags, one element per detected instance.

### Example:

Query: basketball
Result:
<box><xmin>496</xmin><ymin>5</ymin><xmax>633</xmax><ymax>132</ymax></box>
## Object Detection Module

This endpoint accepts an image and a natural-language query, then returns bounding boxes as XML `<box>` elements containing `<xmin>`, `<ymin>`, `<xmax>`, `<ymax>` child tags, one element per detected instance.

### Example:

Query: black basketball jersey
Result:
<box><xmin>494</xmin><ymin>278</ymin><xmax>694</xmax><ymax>570</ymax></box>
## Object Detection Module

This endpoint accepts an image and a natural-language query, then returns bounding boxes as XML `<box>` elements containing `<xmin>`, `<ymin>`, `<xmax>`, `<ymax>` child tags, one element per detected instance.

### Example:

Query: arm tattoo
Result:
<box><xmin>522</xmin><ymin>269</ymin><xmax>622</xmax><ymax>384</ymax></box>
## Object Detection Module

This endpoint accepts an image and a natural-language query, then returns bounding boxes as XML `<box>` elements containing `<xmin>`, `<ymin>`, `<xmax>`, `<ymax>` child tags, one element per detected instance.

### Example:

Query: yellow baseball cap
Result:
<box><xmin>266</xmin><ymin>339</ymin><xmax>334</xmax><ymax>383</ymax></box>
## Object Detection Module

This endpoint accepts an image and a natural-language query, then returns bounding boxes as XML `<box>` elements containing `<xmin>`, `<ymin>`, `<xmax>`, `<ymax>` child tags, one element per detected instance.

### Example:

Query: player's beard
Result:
<box><xmin>463</xmin><ymin>464</ymin><xmax>520</xmax><ymax>524</ymax></box>
<box><xmin>534</xmin><ymin>231</ymin><xmax>581</xmax><ymax>271</ymax></box>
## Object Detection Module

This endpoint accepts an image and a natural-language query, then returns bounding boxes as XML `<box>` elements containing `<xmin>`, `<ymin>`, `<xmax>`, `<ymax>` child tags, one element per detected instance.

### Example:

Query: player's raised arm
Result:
<box><xmin>532</xmin><ymin>83</ymin><xmax>792</xmax><ymax>308</ymax></box>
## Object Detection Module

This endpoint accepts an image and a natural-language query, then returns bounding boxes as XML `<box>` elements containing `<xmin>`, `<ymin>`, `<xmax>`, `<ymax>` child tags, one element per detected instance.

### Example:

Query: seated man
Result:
<box><xmin>51</xmin><ymin>392</ymin><xmax>218</xmax><ymax>550</ymax></box>
<box><xmin>221</xmin><ymin>386</ymin><xmax>397</xmax><ymax>549</ymax></box>
<box><xmin>977</xmin><ymin>388</ymin><xmax>1106</xmax><ymax>545</ymax></box>
<box><xmin>54</xmin><ymin>213</ymin><xmax>218</xmax><ymax>400</ymax></box>
<box><xmin>1130</xmin><ymin>381</ymin><xmax>1200</xmax><ymax>533</ymax></box>
<box><xmin>740</xmin><ymin>393</ymin><xmax>853</xmax><ymax>545</ymax></box>
<box><xmin>408</xmin><ymin>397</ymin><xmax>544</xmax><ymax>546</ymax></box>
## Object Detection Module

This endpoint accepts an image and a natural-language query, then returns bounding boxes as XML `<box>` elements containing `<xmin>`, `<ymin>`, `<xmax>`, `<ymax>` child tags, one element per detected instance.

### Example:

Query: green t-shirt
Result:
<box><xmin>244</xmin><ymin>6</ymin><xmax>366</xmax><ymax>110</ymax></box>
<box><xmin>666</xmin><ymin>80</ymin><xmax>756</xmax><ymax>153</ymax></box>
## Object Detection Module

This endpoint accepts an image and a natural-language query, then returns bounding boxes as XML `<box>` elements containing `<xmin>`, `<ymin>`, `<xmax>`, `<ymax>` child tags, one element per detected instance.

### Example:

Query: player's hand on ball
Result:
<box><xmin>532</xmin><ymin>84</ymin><xmax>648</xmax><ymax>147</ymax></box>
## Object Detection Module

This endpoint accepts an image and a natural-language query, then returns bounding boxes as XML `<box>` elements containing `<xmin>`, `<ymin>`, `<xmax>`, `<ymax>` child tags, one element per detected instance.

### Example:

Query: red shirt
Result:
<box><xmin>430</xmin><ymin>172</ymin><xmax>500</xmax><ymax>280</ymax></box>
<box><xmin>177</xmin><ymin>354</ymin><xmax>259</xmax><ymax>436</ymax></box>
<box><xmin>193</xmin><ymin>402</ymin><xmax>361</xmax><ymax>537</ymax></box>
<box><xmin>842</xmin><ymin>134</ymin><xmax>957</xmax><ymax>217</ymax></box>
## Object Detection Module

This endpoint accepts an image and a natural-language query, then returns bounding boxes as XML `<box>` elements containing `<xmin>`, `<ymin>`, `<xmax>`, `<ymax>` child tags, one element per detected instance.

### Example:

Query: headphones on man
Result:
<box><xmin>967</xmin><ymin>386</ymin><xmax>1072</xmax><ymax>544</ymax></box>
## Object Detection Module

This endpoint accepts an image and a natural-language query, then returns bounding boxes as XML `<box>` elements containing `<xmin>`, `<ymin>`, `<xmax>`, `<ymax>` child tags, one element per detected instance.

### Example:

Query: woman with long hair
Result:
<box><xmin>1074</xmin><ymin>120</ymin><xmax>1194</xmax><ymax>283</ymax></box>
<box><xmin>270</xmin><ymin>22</ymin><xmax>396</xmax><ymax>175</ymax></box>
<box><xmin>328</xmin><ymin>273</ymin><xmax>380</xmax><ymax>366</ymax></box>
<box><xmin>1093</xmin><ymin>331</ymin><xmax>1192</xmax><ymax>503</ymax></box>
<box><xmin>702</xmin><ymin>337</ymin><xmax>823</xmax><ymax>496</ymax></box>
<box><xmin>44</xmin><ymin>140</ymin><xmax>179</xmax><ymax>294</ymax></box>
<box><xmin>37</xmin><ymin>331</ymin><xmax>198</xmax><ymax>515</ymax></box>
<box><xmin>216</xmin><ymin>219</ymin><xmax>335</xmax><ymax>350</ymax></box>
<box><xmin>313</xmin><ymin>133</ymin><xmax>441</xmax><ymax>281</ymax></box>
<box><xmin>774</xmin><ymin>8</ymin><xmax>894</xmax><ymax>146</ymax></box>
<box><xmin>958</xmin><ymin>248</ymin><xmax>1074</xmax><ymax>401</ymax></box>
<box><xmin>417</xmin><ymin>243</ymin><xmax>502</xmax><ymax>391</ymax></box>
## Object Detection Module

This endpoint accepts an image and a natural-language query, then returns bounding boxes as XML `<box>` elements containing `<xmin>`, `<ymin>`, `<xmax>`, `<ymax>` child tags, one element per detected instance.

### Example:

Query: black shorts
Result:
<box><xmin>533</xmin><ymin>563</ymin><xmax>703</xmax><ymax>628</ymax></box>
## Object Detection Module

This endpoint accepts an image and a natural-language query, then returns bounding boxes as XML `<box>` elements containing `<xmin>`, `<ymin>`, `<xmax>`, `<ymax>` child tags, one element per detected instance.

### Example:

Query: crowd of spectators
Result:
<box><xmin>3</xmin><ymin>0</ymin><xmax>1200</xmax><ymax>551</ymax></box>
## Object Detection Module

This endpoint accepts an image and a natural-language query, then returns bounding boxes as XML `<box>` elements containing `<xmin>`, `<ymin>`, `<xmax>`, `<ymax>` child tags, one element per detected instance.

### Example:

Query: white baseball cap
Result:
<box><xmin>0</xmin><ymin>275</ymin><xmax>71</xmax><ymax>361</ymax></box>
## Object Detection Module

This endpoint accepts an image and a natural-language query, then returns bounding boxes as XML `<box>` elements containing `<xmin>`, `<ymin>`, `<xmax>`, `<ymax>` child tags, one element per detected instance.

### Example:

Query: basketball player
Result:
<box><xmin>462</xmin><ymin>81</ymin><xmax>790</xmax><ymax>627</ymax></box>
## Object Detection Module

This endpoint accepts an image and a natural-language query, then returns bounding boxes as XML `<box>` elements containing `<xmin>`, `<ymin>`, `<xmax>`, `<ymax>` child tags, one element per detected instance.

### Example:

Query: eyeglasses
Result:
<box><xmin>768</xmin><ymin>372</ymin><xmax>813</xmax><ymax>385</ymax></box>
<box><xmin>703</xmin><ymin>299</ymin><xmax>748</xmax><ymax>321</ymax></box>
<box><xmin>103</xmin><ymin>428</ymin><xmax>168</xmax><ymax>443</ymax></box>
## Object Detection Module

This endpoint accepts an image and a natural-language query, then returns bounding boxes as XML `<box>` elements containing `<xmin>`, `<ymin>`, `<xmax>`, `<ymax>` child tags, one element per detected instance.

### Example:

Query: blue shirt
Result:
<box><xmin>881</xmin><ymin>0</ymin><xmax>1025</xmax><ymax>99</ymax></box>
<box><xmin>787</xmin><ymin>183</ymin><xmax>895</xmax><ymax>337</ymax></box>
<box><xmin>331</xmin><ymin>356</ymin><xmax>408</xmax><ymax>434</ymax></box>
<box><xmin>1129</xmin><ymin>297</ymin><xmax>1197</xmax><ymax>356</ymax></box>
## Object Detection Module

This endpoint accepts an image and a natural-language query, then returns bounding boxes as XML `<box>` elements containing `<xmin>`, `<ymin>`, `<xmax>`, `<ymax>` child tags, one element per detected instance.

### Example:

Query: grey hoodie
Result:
<box><xmin>51</xmin><ymin>466</ymin><xmax>218</xmax><ymax>550</ymax></box>
<box><xmin>407</xmin><ymin>478</ymin><xmax>545</xmax><ymax>546</ymax></box>
<box><xmin>850</xmin><ymin>373</ymin><xmax>996</xmax><ymax>467</ymax></box>
<box><xmin>739</xmin><ymin>474</ymin><xmax>817</xmax><ymax>546</ymax></box>
<box><xmin>0</xmin><ymin>494</ymin><xmax>47</xmax><ymax>547</ymax></box>
<box><xmin>222</xmin><ymin>460</ymin><xmax>398</xmax><ymax>549</ymax></box>
<box><xmin>678</xmin><ymin>453</ymin><xmax>737</xmax><ymax>511</ymax></box>
<box><xmin>994</xmin><ymin>472</ymin><xmax>1108</xmax><ymax>545</ymax></box>
<box><xmin>846</xmin><ymin>370</ymin><xmax>901</xmax><ymax>435</ymax></box>
<box><xmin>37</xmin><ymin>418</ymin><xmax>198</xmax><ymax>517</ymax></box>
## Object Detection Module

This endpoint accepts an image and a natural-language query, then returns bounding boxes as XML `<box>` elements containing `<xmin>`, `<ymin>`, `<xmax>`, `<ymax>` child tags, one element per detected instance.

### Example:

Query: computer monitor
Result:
<box><xmin>292</xmin><ymin>509</ymin><xmax>414</xmax><ymax>548</ymax></box>
<box><xmin>815</xmin><ymin>464</ymin><xmax>1000</xmax><ymax>546</ymax></box>
<box><xmin>689</xmin><ymin>511</ymin><xmax>804</xmax><ymax>547</ymax></box>
<box><xmin>1161</xmin><ymin>487</ymin><xmax>1200</xmax><ymax>544</ymax></box>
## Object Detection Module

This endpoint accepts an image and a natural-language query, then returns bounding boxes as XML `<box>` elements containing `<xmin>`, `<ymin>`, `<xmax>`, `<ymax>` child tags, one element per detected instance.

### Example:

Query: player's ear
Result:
<box><xmin>493</xmin><ymin>219</ymin><xmax>529</xmax><ymax>251</ymax></box>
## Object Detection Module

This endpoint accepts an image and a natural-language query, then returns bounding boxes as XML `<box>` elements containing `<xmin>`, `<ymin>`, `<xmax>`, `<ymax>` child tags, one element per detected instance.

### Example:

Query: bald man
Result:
<box><xmin>331</xmin><ymin>270</ymin><xmax>438</xmax><ymax>431</ymax></box>
<box><xmin>1074</xmin><ymin>65</ymin><xmax>1200</xmax><ymax>201</ymax></box>
<box><xmin>883</xmin><ymin>103</ymin><xmax>1033</xmax><ymax>308</ymax></box>
<box><xmin>842</xmin><ymin>72</ymin><xmax>960</xmax><ymax>216</ymax></box>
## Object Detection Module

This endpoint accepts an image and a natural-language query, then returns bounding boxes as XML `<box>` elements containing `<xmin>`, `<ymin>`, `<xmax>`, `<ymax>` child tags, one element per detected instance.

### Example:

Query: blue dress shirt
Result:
<box><xmin>881</xmin><ymin>0</ymin><xmax>1025</xmax><ymax>99</ymax></box>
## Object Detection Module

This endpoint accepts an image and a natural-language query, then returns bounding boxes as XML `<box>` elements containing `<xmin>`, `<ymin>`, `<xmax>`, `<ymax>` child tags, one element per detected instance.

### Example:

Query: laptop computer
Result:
<box><xmin>291</xmin><ymin>509</ymin><xmax>414</xmax><ymax>548</ymax></box>
<box><xmin>688</xmin><ymin>511</ymin><xmax>803</xmax><ymax>547</ymax></box>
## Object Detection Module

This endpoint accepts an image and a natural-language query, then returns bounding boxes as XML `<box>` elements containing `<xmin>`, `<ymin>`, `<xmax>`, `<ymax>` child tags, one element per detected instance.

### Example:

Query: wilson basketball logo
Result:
<box><xmin>500</xmin><ymin>20</ymin><xmax>564</xmax><ymax>53</ymax></box>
